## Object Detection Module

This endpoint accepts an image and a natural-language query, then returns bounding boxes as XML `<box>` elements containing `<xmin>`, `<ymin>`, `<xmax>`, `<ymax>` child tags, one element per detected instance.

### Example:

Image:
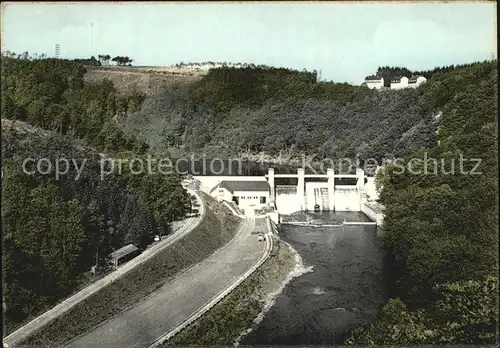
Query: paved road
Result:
<box><xmin>4</xmin><ymin>190</ymin><xmax>204</xmax><ymax>348</ymax></box>
<box><xmin>65</xmin><ymin>217</ymin><xmax>268</xmax><ymax>348</ymax></box>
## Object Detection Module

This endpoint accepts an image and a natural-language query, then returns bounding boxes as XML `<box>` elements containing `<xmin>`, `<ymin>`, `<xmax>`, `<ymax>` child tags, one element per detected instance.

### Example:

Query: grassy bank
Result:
<box><xmin>166</xmin><ymin>235</ymin><xmax>297</xmax><ymax>346</ymax></box>
<box><xmin>19</xmin><ymin>193</ymin><xmax>240</xmax><ymax>347</ymax></box>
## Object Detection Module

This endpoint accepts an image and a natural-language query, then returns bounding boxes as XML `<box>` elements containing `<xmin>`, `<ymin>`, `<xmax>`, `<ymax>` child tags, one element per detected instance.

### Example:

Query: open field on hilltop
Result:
<box><xmin>86</xmin><ymin>65</ymin><xmax>211</xmax><ymax>75</ymax></box>
<box><xmin>84</xmin><ymin>66</ymin><xmax>202</xmax><ymax>95</ymax></box>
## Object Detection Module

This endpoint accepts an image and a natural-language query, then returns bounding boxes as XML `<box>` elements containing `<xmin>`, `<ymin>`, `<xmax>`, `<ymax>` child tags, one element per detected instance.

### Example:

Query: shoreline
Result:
<box><xmin>166</xmin><ymin>234</ymin><xmax>310</xmax><ymax>346</ymax></box>
<box><xmin>233</xmin><ymin>238</ymin><xmax>313</xmax><ymax>346</ymax></box>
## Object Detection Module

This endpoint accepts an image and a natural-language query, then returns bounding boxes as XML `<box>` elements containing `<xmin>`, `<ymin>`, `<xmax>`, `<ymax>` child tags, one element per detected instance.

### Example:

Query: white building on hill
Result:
<box><xmin>390</xmin><ymin>75</ymin><xmax>427</xmax><ymax>89</ymax></box>
<box><xmin>210</xmin><ymin>180</ymin><xmax>270</xmax><ymax>212</ymax></box>
<box><xmin>362</xmin><ymin>76</ymin><xmax>384</xmax><ymax>89</ymax></box>
<box><xmin>390</xmin><ymin>76</ymin><xmax>409</xmax><ymax>90</ymax></box>
<box><xmin>408</xmin><ymin>75</ymin><xmax>427</xmax><ymax>88</ymax></box>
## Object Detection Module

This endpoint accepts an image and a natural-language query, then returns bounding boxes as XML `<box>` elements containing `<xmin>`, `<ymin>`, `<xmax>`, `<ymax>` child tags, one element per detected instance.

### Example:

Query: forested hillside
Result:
<box><xmin>1</xmin><ymin>56</ymin><xmax>147</xmax><ymax>154</ymax></box>
<box><xmin>1</xmin><ymin>56</ymin><xmax>189</xmax><ymax>332</ymax></box>
<box><xmin>124</xmin><ymin>66</ymin><xmax>437</xmax><ymax>162</ymax></box>
<box><xmin>346</xmin><ymin>61</ymin><xmax>498</xmax><ymax>344</ymax></box>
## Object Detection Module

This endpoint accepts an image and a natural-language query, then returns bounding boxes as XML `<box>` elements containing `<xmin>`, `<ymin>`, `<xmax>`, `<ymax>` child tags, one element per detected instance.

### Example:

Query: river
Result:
<box><xmin>240</xmin><ymin>211</ymin><xmax>387</xmax><ymax>345</ymax></box>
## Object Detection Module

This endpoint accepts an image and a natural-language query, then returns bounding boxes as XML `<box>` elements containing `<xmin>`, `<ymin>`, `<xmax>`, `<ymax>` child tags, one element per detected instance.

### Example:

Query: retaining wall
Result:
<box><xmin>361</xmin><ymin>201</ymin><xmax>385</xmax><ymax>227</ymax></box>
<box><xmin>222</xmin><ymin>201</ymin><xmax>245</xmax><ymax>219</ymax></box>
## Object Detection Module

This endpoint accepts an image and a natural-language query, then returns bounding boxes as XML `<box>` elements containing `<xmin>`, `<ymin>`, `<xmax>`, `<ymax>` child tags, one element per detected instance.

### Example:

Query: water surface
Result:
<box><xmin>241</xmin><ymin>211</ymin><xmax>387</xmax><ymax>345</ymax></box>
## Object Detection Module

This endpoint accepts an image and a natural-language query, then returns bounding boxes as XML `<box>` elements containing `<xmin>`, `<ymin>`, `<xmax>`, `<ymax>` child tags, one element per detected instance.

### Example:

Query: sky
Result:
<box><xmin>1</xmin><ymin>2</ymin><xmax>497</xmax><ymax>84</ymax></box>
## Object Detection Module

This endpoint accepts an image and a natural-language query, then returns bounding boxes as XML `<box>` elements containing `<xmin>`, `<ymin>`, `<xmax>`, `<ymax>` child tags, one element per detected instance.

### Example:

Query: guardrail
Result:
<box><xmin>266</xmin><ymin>216</ymin><xmax>279</xmax><ymax>234</ymax></box>
<box><xmin>342</xmin><ymin>221</ymin><xmax>377</xmax><ymax>226</ymax></box>
<box><xmin>148</xmin><ymin>217</ymin><xmax>273</xmax><ymax>348</ymax></box>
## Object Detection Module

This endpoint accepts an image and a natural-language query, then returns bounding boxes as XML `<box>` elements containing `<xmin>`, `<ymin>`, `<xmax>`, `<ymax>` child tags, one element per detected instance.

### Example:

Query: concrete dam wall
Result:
<box><xmin>334</xmin><ymin>186</ymin><xmax>360</xmax><ymax>211</ymax></box>
<box><xmin>276</xmin><ymin>186</ymin><xmax>301</xmax><ymax>215</ymax></box>
<box><xmin>305</xmin><ymin>182</ymin><xmax>329</xmax><ymax>211</ymax></box>
<box><xmin>278</xmin><ymin>183</ymin><xmax>362</xmax><ymax>213</ymax></box>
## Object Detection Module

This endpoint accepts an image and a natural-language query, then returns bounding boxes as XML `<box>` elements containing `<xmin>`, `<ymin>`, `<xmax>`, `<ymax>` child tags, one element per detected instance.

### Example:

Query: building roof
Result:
<box><xmin>210</xmin><ymin>180</ymin><xmax>270</xmax><ymax>194</ymax></box>
<box><xmin>365</xmin><ymin>75</ymin><xmax>382</xmax><ymax>81</ymax></box>
<box><xmin>409</xmin><ymin>75</ymin><xmax>424</xmax><ymax>83</ymax></box>
<box><xmin>109</xmin><ymin>244</ymin><xmax>139</xmax><ymax>260</ymax></box>
<box><xmin>390</xmin><ymin>75</ymin><xmax>405</xmax><ymax>82</ymax></box>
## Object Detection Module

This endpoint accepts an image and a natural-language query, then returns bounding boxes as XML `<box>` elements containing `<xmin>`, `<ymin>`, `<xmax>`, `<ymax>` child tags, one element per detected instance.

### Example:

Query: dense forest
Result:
<box><xmin>1</xmin><ymin>55</ymin><xmax>189</xmax><ymax>331</ymax></box>
<box><xmin>123</xmin><ymin>65</ymin><xmax>437</xmax><ymax>163</ymax></box>
<box><xmin>347</xmin><ymin>61</ymin><xmax>498</xmax><ymax>344</ymax></box>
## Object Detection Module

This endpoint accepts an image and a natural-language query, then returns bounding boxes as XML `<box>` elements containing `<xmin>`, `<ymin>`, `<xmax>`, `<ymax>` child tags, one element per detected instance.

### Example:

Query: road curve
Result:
<box><xmin>4</xmin><ymin>190</ymin><xmax>204</xmax><ymax>348</ymax></box>
<box><xmin>64</xmin><ymin>217</ymin><xmax>268</xmax><ymax>348</ymax></box>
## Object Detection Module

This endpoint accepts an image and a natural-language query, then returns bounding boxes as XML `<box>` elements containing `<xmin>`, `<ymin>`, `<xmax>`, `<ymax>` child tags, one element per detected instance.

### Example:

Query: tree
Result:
<box><xmin>118</xmin><ymin>194</ymin><xmax>156</xmax><ymax>248</ymax></box>
<box><xmin>96</xmin><ymin>121</ymin><xmax>127</xmax><ymax>152</ymax></box>
<box><xmin>98</xmin><ymin>54</ymin><xmax>111</xmax><ymax>65</ymax></box>
<box><xmin>111</xmin><ymin>56</ymin><xmax>133</xmax><ymax>66</ymax></box>
<box><xmin>1</xmin><ymin>94</ymin><xmax>17</xmax><ymax>119</ymax></box>
<box><xmin>139</xmin><ymin>172</ymin><xmax>189</xmax><ymax>233</ymax></box>
<box><xmin>376</xmin><ymin>66</ymin><xmax>413</xmax><ymax>87</ymax></box>
<box><xmin>2</xmin><ymin>168</ymin><xmax>87</xmax><ymax>323</ymax></box>
<box><xmin>345</xmin><ymin>277</ymin><xmax>498</xmax><ymax>345</ymax></box>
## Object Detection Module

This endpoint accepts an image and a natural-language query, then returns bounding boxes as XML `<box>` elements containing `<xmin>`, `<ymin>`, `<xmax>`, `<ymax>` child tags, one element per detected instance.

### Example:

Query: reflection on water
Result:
<box><xmin>240</xmin><ymin>211</ymin><xmax>387</xmax><ymax>345</ymax></box>
<box><xmin>311</xmin><ymin>286</ymin><xmax>327</xmax><ymax>295</ymax></box>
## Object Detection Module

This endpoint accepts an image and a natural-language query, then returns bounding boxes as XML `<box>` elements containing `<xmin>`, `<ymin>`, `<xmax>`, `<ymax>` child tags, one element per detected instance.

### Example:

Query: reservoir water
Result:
<box><xmin>240</xmin><ymin>211</ymin><xmax>387</xmax><ymax>345</ymax></box>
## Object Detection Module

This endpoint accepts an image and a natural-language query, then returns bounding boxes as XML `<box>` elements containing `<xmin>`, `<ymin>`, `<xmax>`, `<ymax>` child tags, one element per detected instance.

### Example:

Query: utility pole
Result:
<box><xmin>90</xmin><ymin>22</ymin><xmax>94</xmax><ymax>56</ymax></box>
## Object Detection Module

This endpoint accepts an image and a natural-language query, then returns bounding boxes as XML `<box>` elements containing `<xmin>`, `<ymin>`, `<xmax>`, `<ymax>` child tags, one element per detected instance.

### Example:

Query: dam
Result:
<box><xmin>193</xmin><ymin>167</ymin><xmax>382</xmax><ymax>220</ymax></box>
<box><xmin>268</xmin><ymin>168</ymin><xmax>367</xmax><ymax>214</ymax></box>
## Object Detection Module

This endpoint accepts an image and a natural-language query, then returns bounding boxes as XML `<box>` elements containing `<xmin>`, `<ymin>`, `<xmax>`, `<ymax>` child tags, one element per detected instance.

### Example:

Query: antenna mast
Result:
<box><xmin>90</xmin><ymin>22</ymin><xmax>94</xmax><ymax>55</ymax></box>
